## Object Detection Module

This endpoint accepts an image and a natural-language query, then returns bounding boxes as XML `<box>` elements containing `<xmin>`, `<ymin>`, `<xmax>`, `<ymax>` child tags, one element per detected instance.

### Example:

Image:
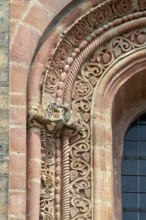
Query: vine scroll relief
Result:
<box><xmin>28</xmin><ymin>102</ymin><xmax>85</xmax><ymax>220</ymax></box>
<box><xmin>28</xmin><ymin>28</ymin><xmax>146</xmax><ymax>220</ymax></box>
<box><xmin>28</xmin><ymin>0</ymin><xmax>146</xmax><ymax>220</ymax></box>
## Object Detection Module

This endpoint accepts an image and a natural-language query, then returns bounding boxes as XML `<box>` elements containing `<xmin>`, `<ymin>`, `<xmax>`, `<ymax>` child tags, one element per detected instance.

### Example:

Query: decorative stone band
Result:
<box><xmin>28</xmin><ymin>102</ymin><xmax>85</xmax><ymax>220</ymax></box>
<box><xmin>28</xmin><ymin>0</ymin><xmax>146</xmax><ymax>220</ymax></box>
<box><xmin>42</xmin><ymin>0</ymin><xmax>146</xmax><ymax>104</ymax></box>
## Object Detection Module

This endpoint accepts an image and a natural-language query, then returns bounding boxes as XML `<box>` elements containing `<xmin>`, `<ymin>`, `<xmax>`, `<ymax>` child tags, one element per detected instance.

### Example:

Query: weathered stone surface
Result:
<box><xmin>10</xmin><ymin>24</ymin><xmax>39</xmax><ymax>65</ymax></box>
<box><xmin>0</xmin><ymin>31</ymin><xmax>8</xmax><ymax>47</ymax></box>
<box><xmin>10</xmin><ymin>3</ymin><xmax>28</xmax><ymax>20</ymax></box>
<box><xmin>0</xmin><ymin>46</ymin><xmax>8</xmax><ymax>71</ymax></box>
<box><xmin>0</xmin><ymin>159</ymin><xmax>8</xmax><ymax>175</ymax></box>
<box><xmin>0</xmin><ymin>88</ymin><xmax>8</xmax><ymax>108</ymax></box>
<box><xmin>0</xmin><ymin>143</ymin><xmax>8</xmax><ymax>158</ymax></box>
<box><xmin>23</xmin><ymin>2</ymin><xmax>52</xmax><ymax>33</ymax></box>
<box><xmin>0</xmin><ymin>0</ymin><xmax>9</xmax><ymax>219</ymax></box>
<box><xmin>0</xmin><ymin>176</ymin><xmax>8</xmax><ymax>217</ymax></box>
<box><xmin>0</xmin><ymin>109</ymin><xmax>8</xmax><ymax>127</ymax></box>
<box><xmin>7</xmin><ymin>0</ymin><xmax>146</xmax><ymax>220</ymax></box>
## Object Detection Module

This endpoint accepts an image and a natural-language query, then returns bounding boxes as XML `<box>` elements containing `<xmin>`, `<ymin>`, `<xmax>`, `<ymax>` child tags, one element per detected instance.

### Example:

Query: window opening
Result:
<box><xmin>122</xmin><ymin>114</ymin><xmax>146</xmax><ymax>220</ymax></box>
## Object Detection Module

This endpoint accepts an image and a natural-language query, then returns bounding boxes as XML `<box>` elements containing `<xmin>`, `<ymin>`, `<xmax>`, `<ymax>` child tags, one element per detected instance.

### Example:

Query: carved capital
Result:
<box><xmin>28</xmin><ymin>102</ymin><xmax>83</xmax><ymax>136</ymax></box>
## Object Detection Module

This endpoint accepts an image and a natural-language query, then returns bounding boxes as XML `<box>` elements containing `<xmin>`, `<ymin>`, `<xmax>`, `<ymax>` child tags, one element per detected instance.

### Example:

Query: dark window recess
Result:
<box><xmin>122</xmin><ymin>114</ymin><xmax>146</xmax><ymax>220</ymax></box>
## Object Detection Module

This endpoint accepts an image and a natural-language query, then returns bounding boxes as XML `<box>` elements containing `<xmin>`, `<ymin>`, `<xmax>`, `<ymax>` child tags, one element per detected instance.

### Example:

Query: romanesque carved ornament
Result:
<box><xmin>29</xmin><ymin>0</ymin><xmax>146</xmax><ymax>219</ymax></box>
<box><xmin>29</xmin><ymin>102</ymin><xmax>82</xmax><ymax>136</ymax></box>
<box><xmin>29</xmin><ymin>102</ymin><xmax>84</xmax><ymax>220</ymax></box>
<box><xmin>29</xmin><ymin>102</ymin><xmax>83</xmax><ymax>136</ymax></box>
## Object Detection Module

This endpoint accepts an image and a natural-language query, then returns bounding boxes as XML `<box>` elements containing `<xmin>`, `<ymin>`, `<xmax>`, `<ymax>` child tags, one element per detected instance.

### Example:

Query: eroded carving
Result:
<box><xmin>42</xmin><ymin>0</ymin><xmax>146</xmax><ymax>101</ymax></box>
<box><xmin>40</xmin><ymin>130</ymin><xmax>55</xmax><ymax>220</ymax></box>
<box><xmin>67</xmin><ymin>27</ymin><xmax>146</xmax><ymax>219</ymax></box>
<box><xmin>28</xmin><ymin>102</ymin><xmax>83</xmax><ymax>136</ymax></box>
<box><xmin>31</xmin><ymin>1</ymin><xmax>146</xmax><ymax>220</ymax></box>
<box><xmin>29</xmin><ymin>102</ymin><xmax>84</xmax><ymax>220</ymax></box>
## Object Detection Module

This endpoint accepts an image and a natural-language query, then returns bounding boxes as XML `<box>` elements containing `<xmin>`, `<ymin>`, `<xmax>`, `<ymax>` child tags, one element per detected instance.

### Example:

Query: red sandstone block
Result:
<box><xmin>10</xmin><ymin>138</ymin><xmax>26</xmax><ymax>153</ymax></box>
<box><xmin>93</xmin><ymin>146</ymin><xmax>101</xmax><ymax>168</ymax></box>
<box><xmin>61</xmin><ymin>6</ymin><xmax>82</xmax><ymax>29</ymax></box>
<box><xmin>8</xmin><ymin>218</ymin><xmax>26</xmax><ymax>220</ymax></box>
<box><xmin>10</xmin><ymin>24</ymin><xmax>40</xmax><ymax>65</ymax></box>
<box><xmin>27</xmin><ymin>180</ymin><xmax>40</xmax><ymax>219</ymax></box>
<box><xmin>27</xmin><ymin>63</ymin><xmax>44</xmax><ymax>102</ymax></box>
<box><xmin>10</xmin><ymin>63</ymin><xmax>29</xmax><ymax>93</ymax></box>
<box><xmin>9</xmin><ymin>191</ymin><xmax>26</xmax><ymax>216</ymax></box>
<box><xmin>10</xmin><ymin>93</ymin><xmax>26</xmax><ymax>106</ymax></box>
<box><xmin>10</xmin><ymin>0</ymin><xmax>30</xmax><ymax>3</ymax></box>
<box><xmin>24</xmin><ymin>2</ymin><xmax>52</xmax><ymax>33</ymax></box>
<box><xmin>39</xmin><ymin>0</ymin><xmax>71</xmax><ymax>13</ymax></box>
<box><xmin>28</xmin><ymin>159</ymin><xmax>41</xmax><ymax>180</ymax></box>
<box><xmin>10</xmin><ymin>3</ymin><xmax>28</xmax><ymax>20</ymax></box>
<box><xmin>34</xmin><ymin>30</ymin><xmax>61</xmax><ymax>64</ymax></box>
<box><xmin>9</xmin><ymin>174</ymin><xmax>26</xmax><ymax>190</ymax></box>
<box><xmin>10</xmin><ymin>107</ymin><xmax>26</xmax><ymax>125</ymax></box>
<box><xmin>87</xmin><ymin>0</ymin><xmax>107</xmax><ymax>7</ymax></box>
<box><xmin>27</xmin><ymin>129</ymin><xmax>41</xmax><ymax>159</ymax></box>
<box><xmin>10</xmin><ymin>127</ymin><xmax>26</xmax><ymax>141</ymax></box>
<box><xmin>9</xmin><ymin>153</ymin><xmax>26</xmax><ymax>175</ymax></box>
<box><xmin>10</xmin><ymin>21</ymin><xmax>18</xmax><ymax>46</ymax></box>
<box><xmin>106</xmin><ymin>206</ymin><xmax>112</xmax><ymax>220</ymax></box>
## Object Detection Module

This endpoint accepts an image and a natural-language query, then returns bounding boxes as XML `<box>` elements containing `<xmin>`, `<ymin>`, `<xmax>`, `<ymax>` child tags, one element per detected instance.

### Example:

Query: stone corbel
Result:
<box><xmin>28</xmin><ymin>101</ymin><xmax>83</xmax><ymax>137</ymax></box>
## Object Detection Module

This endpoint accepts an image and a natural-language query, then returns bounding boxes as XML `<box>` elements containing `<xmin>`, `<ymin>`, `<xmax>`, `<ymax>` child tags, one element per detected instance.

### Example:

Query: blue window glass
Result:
<box><xmin>122</xmin><ymin>176</ymin><xmax>138</xmax><ymax>192</ymax></box>
<box><xmin>124</xmin><ymin>124</ymin><xmax>138</xmax><ymax>141</ymax></box>
<box><xmin>139</xmin><ymin>177</ymin><xmax>146</xmax><ymax>192</ymax></box>
<box><xmin>139</xmin><ymin>141</ymin><xmax>146</xmax><ymax>157</ymax></box>
<box><xmin>122</xmin><ymin>159</ymin><xmax>138</xmax><ymax>175</ymax></box>
<box><xmin>122</xmin><ymin>193</ymin><xmax>138</xmax><ymax>208</ymax></box>
<box><xmin>123</xmin><ymin>141</ymin><xmax>138</xmax><ymax>157</ymax></box>
<box><xmin>123</xmin><ymin>212</ymin><xmax>138</xmax><ymax>220</ymax></box>
<box><xmin>122</xmin><ymin>114</ymin><xmax>146</xmax><ymax>220</ymax></box>
<box><xmin>140</xmin><ymin>212</ymin><xmax>146</xmax><ymax>220</ymax></box>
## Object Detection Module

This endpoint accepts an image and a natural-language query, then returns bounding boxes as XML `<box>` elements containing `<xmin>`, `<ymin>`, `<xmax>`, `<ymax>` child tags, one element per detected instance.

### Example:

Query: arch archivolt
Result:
<box><xmin>92</xmin><ymin>50</ymin><xmax>146</xmax><ymax>219</ymax></box>
<box><xmin>28</xmin><ymin>0</ymin><xmax>146</xmax><ymax>220</ymax></box>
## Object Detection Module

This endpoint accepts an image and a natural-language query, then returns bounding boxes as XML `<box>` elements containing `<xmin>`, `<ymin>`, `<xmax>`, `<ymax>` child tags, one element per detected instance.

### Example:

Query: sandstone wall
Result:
<box><xmin>0</xmin><ymin>1</ymin><xmax>9</xmax><ymax>219</ymax></box>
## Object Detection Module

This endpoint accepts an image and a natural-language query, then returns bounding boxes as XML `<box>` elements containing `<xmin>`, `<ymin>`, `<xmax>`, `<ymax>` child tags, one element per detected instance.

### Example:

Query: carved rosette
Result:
<box><xmin>34</xmin><ymin>0</ymin><xmax>146</xmax><ymax>219</ymax></box>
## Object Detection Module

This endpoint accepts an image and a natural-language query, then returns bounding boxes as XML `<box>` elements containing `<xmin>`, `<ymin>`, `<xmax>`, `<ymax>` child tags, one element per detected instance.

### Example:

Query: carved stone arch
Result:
<box><xmin>92</xmin><ymin>49</ymin><xmax>146</xmax><ymax>219</ymax></box>
<box><xmin>27</xmin><ymin>0</ymin><xmax>146</xmax><ymax>220</ymax></box>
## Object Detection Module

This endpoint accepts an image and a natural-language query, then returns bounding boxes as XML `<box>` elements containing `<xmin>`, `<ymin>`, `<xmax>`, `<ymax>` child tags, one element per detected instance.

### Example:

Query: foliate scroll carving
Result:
<box><xmin>82</xmin><ymin>28</ymin><xmax>146</xmax><ymax>81</ymax></box>
<box><xmin>37</xmin><ymin>1</ymin><xmax>146</xmax><ymax>220</ymax></box>
<box><xmin>139</xmin><ymin>0</ymin><xmax>146</xmax><ymax>8</ymax></box>
<box><xmin>69</xmin><ymin>99</ymin><xmax>91</xmax><ymax>219</ymax></box>
<box><xmin>29</xmin><ymin>102</ymin><xmax>84</xmax><ymax>220</ymax></box>
<box><xmin>70</xmin><ymin>140</ymin><xmax>91</xmax><ymax>219</ymax></box>
<box><xmin>68</xmin><ymin>27</ymin><xmax>146</xmax><ymax>219</ymax></box>
<box><xmin>40</xmin><ymin>131</ymin><xmax>55</xmax><ymax>220</ymax></box>
<box><xmin>42</xmin><ymin>0</ymin><xmax>146</xmax><ymax>100</ymax></box>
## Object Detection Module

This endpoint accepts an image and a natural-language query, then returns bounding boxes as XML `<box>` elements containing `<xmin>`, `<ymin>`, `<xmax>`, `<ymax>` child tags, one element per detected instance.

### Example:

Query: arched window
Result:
<box><xmin>122</xmin><ymin>114</ymin><xmax>146</xmax><ymax>220</ymax></box>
